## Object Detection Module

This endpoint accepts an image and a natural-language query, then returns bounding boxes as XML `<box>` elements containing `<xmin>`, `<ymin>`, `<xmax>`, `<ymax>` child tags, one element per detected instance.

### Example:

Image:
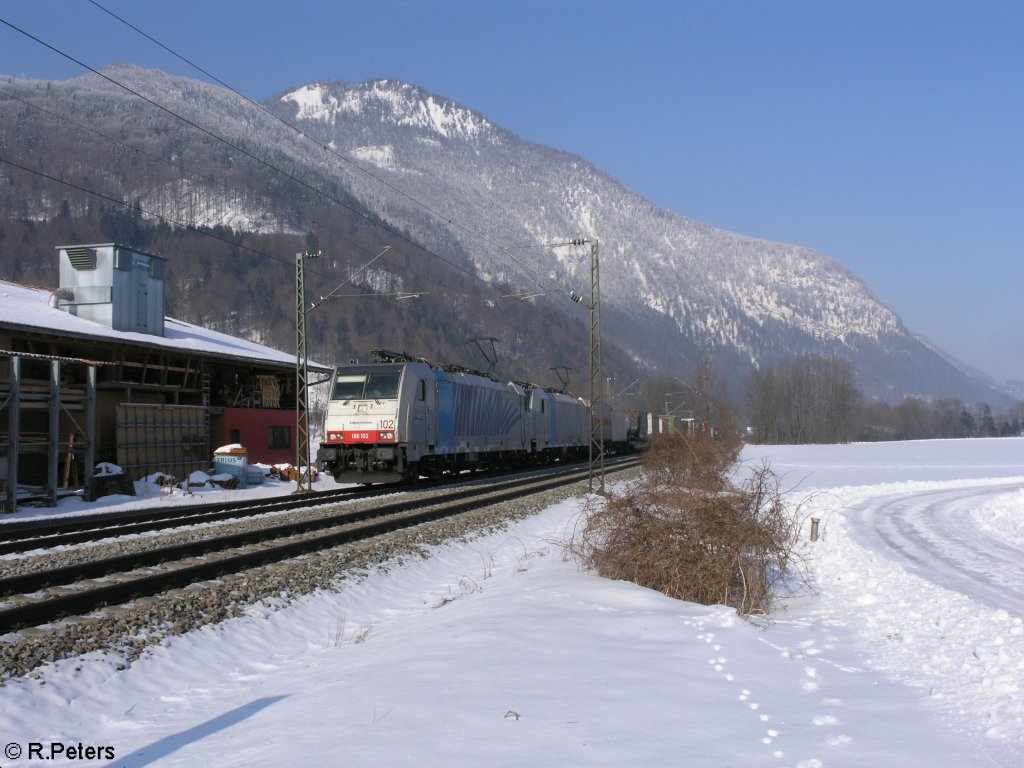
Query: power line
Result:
<box><xmin>83</xmin><ymin>1</ymin><xmax>585</xmax><ymax>297</ymax></box>
<box><xmin>0</xmin><ymin>8</ymin><xmax>591</xmax><ymax>345</ymax></box>
<box><xmin>87</xmin><ymin>0</ymin><xmax>504</xmax><ymax>253</ymax></box>
<box><xmin>0</xmin><ymin>87</ymin><xmax>403</xmax><ymax>280</ymax></box>
<box><xmin>0</xmin><ymin>17</ymin><xmax>464</xmax><ymax>280</ymax></box>
<box><xmin>0</xmin><ymin>154</ymin><xmax>294</xmax><ymax>267</ymax></box>
<box><xmin>0</xmin><ymin>87</ymin><xmax>179</xmax><ymax>173</ymax></box>
<box><xmin>0</xmin><ymin>15</ymin><xmax>491</xmax><ymax>291</ymax></box>
<box><xmin>0</xmin><ymin>151</ymin><xmax>477</xmax><ymax>343</ymax></box>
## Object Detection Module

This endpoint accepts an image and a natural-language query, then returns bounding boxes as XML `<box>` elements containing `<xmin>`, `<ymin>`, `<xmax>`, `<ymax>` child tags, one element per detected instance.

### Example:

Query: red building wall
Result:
<box><xmin>220</xmin><ymin>407</ymin><xmax>296</xmax><ymax>466</ymax></box>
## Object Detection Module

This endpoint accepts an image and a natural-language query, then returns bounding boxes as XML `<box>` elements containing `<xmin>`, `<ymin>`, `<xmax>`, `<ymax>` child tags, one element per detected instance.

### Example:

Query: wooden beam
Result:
<box><xmin>48</xmin><ymin>359</ymin><xmax>60</xmax><ymax>506</ymax></box>
<box><xmin>5</xmin><ymin>357</ymin><xmax>20</xmax><ymax>515</ymax></box>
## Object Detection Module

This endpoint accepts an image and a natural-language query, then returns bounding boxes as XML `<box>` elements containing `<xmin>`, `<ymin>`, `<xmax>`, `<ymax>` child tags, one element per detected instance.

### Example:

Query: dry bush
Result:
<box><xmin>643</xmin><ymin>427</ymin><xmax>740</xmax><ymax>492</ymax></box>
<box><xmin>571</xmin><ymin>430</ymin><xmax>798</xmax><ymax>617</ymax></box>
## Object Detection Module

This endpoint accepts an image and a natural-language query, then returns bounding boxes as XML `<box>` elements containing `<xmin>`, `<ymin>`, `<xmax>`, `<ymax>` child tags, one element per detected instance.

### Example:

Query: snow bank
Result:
<box><xmin>0</xmin><ymin>438</ymin><xmax>1021</xmax><ymax>766</ymax></box>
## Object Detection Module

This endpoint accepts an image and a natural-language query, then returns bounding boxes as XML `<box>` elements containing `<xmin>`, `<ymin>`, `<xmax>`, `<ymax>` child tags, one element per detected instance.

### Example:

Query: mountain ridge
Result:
<box><xmin>266</xmin><ymin>76</ymin><xmax>996</xmax><ymax>402</ymax></box>
<box><xmin>0</xmin><ymin>66</ymin><xmax>1012</xmax><ymax>407</ymax></box>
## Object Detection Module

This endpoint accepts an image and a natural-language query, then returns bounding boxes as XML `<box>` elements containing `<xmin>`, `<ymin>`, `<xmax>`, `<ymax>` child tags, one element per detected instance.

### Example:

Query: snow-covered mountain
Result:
<box><xmin>267</xmin><ymin>78</ymin><xmax>1006</xmax><ymax>402</ymax></box>
<box><xmin>0</xmin><ymin>67</ymin><xmax>1009</xmax><ymax>404</ymax></box>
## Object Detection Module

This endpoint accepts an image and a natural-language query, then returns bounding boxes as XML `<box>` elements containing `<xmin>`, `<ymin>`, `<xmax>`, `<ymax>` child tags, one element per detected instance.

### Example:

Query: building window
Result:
<box><xmin>268</xmin><ymin>426</ymin><xmax>291</xmax><ymax>450</ymax></box>
<box><xmin>229</xmin><ymin>428</ymin><xmax>241</xmax><ymax>444</ymax></box>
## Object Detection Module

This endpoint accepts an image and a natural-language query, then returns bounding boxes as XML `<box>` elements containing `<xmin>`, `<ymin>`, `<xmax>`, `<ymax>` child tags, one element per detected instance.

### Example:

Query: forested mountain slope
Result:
<box><xmin>0</xmin><ymin>66</ymin><xmax>1008</xmax><ymax>405</ymax></box>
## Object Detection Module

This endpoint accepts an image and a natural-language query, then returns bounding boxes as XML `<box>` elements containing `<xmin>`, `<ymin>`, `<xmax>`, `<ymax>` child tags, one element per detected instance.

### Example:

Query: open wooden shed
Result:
<box><xmin>1</xmin><ymin>243</ymin><xmax>330</xmax><ymax>514</ymax></box>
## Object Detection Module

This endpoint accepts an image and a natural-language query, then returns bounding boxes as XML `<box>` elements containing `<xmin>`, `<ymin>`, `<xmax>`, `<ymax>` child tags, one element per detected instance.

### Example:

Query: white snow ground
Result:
<box><xmin>1</xmin><ymin>438</ymin><xmax>1022</xmax><ymax>767</ymax></box>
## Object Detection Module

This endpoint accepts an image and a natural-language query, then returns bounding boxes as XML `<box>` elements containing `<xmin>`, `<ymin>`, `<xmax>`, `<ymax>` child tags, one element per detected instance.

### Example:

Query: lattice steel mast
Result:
<box><xmin>586</xmin><ymin>239</ymin><xmax>605</xmax><ymax>494</ymax></box>
<box><xmin>294</xmin><ymin>250</ymin><xmax>316</xmax><ymax>494</ymax></box>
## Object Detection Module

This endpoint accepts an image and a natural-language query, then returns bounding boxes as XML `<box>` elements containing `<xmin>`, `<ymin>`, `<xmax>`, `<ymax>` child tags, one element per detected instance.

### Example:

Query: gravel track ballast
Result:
<box><xmin>0</xmin><ymin>473</ymin><xmax>633</xmax><ymax>681</ymax></box>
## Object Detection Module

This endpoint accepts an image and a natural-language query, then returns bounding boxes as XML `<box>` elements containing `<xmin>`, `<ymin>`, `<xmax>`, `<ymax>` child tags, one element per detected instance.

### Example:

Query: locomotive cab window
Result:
<box><xmin>365</xmin><ymin>372</ymin><xmax>400</xmax><ymax>399</ymax></box>
<box><xmin>332</xmin><ymin>374</ymin><xmax>366</xmax><ymax>400</ymax></box>
<box><xmin>332</xmin><ymin>372</ymin><xmax>401</xmax><ymax>400</ymax></box>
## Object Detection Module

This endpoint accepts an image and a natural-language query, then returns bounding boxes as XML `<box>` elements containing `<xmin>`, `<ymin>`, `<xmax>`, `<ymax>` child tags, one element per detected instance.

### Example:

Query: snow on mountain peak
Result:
<box><xmin>283</xmin><ymin>80</ymin><xmax>492</xmax><ymax>141</ymax></box>
<box><xmin>281</xmin><ymin>83</ymin><xmax>340</xmax><ymax>123</ymax></box>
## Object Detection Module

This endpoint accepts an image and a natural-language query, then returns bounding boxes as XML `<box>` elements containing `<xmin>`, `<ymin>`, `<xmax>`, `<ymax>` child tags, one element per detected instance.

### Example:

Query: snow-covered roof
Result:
<box><xmin>0</xmin><ymin>279</ymin><xmax>329</xmax><ymax>372</ymax></box>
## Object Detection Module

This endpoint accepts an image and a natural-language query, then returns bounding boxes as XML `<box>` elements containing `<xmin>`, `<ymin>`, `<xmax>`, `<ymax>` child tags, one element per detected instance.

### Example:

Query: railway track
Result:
<box><xmin>0</xmin><ymin>457</ymin><xmax>622</xmax><ymax>554</ymax></box>
<box><xmin>0</xmin><ymin>483</ymin><xmax>383</xmax><ymax>555</ymax></box>
<box><xmin>0</xmin><ymin>458</ymin><xmax>639</xmax><ymax>635</ymax></box>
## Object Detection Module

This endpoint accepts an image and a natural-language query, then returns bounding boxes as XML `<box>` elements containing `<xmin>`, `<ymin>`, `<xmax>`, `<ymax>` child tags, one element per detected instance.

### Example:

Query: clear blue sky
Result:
<box><xmin>2</xmin><ymin>0</ymin><xmax>1022</xmax><ymax>383</ymax></box>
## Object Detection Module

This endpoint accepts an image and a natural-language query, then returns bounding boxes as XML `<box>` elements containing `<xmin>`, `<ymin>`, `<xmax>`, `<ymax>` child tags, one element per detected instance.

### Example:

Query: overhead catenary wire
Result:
<box><xmin>87</xmin><ymin>0</ymin><xmax>529</xmax><ymax>259</ymax></box>
<box><xmin>0</xmin><ymin>149</ymin><xmax>471</xmax><ymax>303</ymax></box>
<box><xmin>0</xmin><ymin>14</ymin><xmax>493</xmax><ymax>293</ymax></box>
<box><xmin>86</xmin><ymin>1</ymin><xmax>466</xmax><ymax>238</ymax></box>
<box><xmin>0</xmin><ymin>86</ymin><xmax>183</xmax><ymax>173</ymax></box>
<box><xmin>1</xmin><ymin>80</ymin><xmax>483</xmax><ymax>292</ymax></box>
<box><xmin>82</xmin><ymin>1</ymin><xmax>588</xmax><ymax>300</ymax></box>
<box><xmin>0</xmin><ymin>87</ymin><xmax>411</xmax><ymax>283</ymax></box>
<box><xmin>0</xmin><ymin>9</ymin><xmax>616</xmax><ymax>445</ymax></box>
<box><xmin>0</xmin><ymin>155</ymin><xmax>295</xmax><ymax>269</ymax></box>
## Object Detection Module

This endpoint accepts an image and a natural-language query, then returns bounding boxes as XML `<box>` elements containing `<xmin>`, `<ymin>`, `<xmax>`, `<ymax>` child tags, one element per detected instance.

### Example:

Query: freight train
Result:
<box><xmin>316</xmin><ymin>350</ymin><xmax>645</xmax><ymax>484</ymax></box>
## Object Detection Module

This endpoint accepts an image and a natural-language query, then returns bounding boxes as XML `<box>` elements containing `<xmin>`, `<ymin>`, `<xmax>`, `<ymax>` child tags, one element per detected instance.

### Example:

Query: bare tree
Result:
<box><xmin>746</xmin><ymin>355</ymin><xmax>862</xmax><ymax>444</ymax></box>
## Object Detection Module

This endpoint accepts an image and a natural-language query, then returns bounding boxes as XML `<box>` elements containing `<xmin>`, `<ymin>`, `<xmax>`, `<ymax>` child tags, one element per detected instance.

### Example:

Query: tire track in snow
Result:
<box><xmin>848</xmin><ymin>483</ymin><xmax>1024</xmax><ymax>616</ymax></box>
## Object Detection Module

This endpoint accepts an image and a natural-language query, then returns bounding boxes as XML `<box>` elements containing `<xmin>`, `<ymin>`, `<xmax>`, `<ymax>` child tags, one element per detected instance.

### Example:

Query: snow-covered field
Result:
<box><xmin>1</xmin><ymin>438</ymin><xmax>1022</xmax><ymax>767</ymax></box>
